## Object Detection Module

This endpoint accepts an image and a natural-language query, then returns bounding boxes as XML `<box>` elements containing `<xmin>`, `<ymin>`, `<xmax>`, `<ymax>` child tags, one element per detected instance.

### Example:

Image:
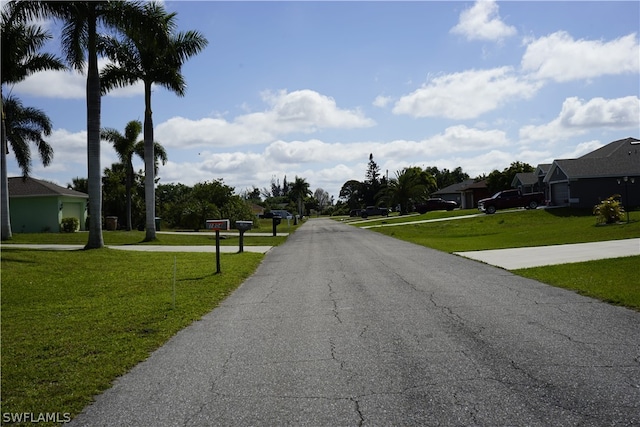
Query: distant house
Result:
<box><xmin>543</xmin><ymin>137</ymin><xmax>640</xmax><ymax>208</ymax></box>
<box><xmin>8</xmin><ymin>177</ymin><xmax>88</xmax><ymax>233</ymax></box>
<box><xmin>250</xmin><ymin>203</ymin><xmax>265</xmax><ymax>218</ymax></box>
<box><xmin>432</xmin><ymin>179</ymin><xmax>490</xmax><ymax>209</ymax></box>
<box><xmin>511</xmin><ymin>172</ymin><xmax>539</xmax><ymax>194</ymax></box>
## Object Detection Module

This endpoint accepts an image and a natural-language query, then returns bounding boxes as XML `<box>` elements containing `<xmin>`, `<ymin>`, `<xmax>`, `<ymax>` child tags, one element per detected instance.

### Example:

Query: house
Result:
<box><xmin>543</xmin><ymin>137</ymin><xmax>640</xmax><ymax>208</ymax></box>
<box><xmin>432</xmin><ymin>179</ymin><xmax>490</xmax><ymax>209</ymax></box>
<box><xmin>511</xmin><ymin>172</ymin><xmax>539</xmax><ymax>194</ymax></box>
<box><xmin>8</xmin><ymin>177</ymin><xmax>88</xmax><ymax>233</ymax></box>
<box><xmin>511</xmin><ymin>164</ymin><xmax>552</xmax><ymax>195</ymax></box>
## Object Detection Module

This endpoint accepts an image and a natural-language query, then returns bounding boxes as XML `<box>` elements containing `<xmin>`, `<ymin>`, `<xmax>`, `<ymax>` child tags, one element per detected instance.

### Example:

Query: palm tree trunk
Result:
<box><xmin>1</xmin><ymin>101</ymin><xmax>12</xmax><ymax>241</ymax></box>
<box><xmin>125</xmin><ymin>160</ymin><xmax>133</xmax><ymax>231</ymax></box>
<box><xmin>143</xmin><ymin>81</ymin><xmax>156</xmax><ymax>241</ymax></box>
<box><xmin>84</xmin><ymin>7</ymin><xmax>104</xmax><ymax>249</ymax></box>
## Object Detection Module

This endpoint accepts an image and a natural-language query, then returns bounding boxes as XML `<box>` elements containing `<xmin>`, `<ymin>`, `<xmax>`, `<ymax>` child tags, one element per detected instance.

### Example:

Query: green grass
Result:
<box><xmin>367</xmin><ymin>208</ymin><xmax>640</xmax><ymax>252</ymax></box>
<box><xmin>4</xmin><ymin>217</ymin><xmax>298</xmax><ymax>247</ymax></box>
<box><xmin>1</xmin><ymin>249</ymin><xmax>263</xmax><ymax>425</ymax></box>
<box><xmin>515</xmin><ymin>256</ymin><xmax>640</xmax><ymax>309</ymax></box>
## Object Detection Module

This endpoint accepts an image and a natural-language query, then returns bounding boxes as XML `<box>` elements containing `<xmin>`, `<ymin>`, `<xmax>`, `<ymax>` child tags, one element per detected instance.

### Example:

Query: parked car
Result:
<box><xmin>263</xmin><ymin>209</ymin><xmax>293</xmax><ymax>219</ymax></box>
<box><xmin>360</xmin><ymin>206</ymin><xmax>389</xmax><ymax>218</ymax></box>
<box><xmin>415</xmin><ymin>198</ymin><xmax>457</xmax><ymax>213</ymax></box>
<box><xmin>349</xmin><ymin>209</ymin><xmax>362</xmax><ymax>217</ymax></box>
<box><xmin>478</xmin><ymin>189</ymin><xmax>545</xmax><ymax>214</ymax></box>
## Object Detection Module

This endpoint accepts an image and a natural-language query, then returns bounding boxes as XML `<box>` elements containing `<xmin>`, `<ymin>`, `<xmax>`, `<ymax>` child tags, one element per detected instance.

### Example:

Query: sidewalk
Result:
<box><xmin>455</xmin><ymin>238</ymin><xmax>640</xmax><ymax>270</ymax></box>
<box><xmin>3</xmin><ymin>244</ymin><xmax>273</xmax><ymax>253</ymax></box>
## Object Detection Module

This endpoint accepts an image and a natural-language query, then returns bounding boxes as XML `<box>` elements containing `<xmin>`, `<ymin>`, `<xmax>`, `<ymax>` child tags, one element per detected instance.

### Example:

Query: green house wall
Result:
<box><xmin>9</xmin><ymin>196</ymin><xmax>87</xmax><ymax>233</ymax></box>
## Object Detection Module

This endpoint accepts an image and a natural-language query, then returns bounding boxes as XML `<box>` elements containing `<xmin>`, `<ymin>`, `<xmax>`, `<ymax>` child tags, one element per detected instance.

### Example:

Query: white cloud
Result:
<box><xmin>156</xmin><ymin>89</ymin><xmax>375</xmax><ymax>148</ymax></box>
<box><xmin>558</xmin><ymin>140</ymin><xmax>604</xmax><ymax>159</ymax></box>
<box><xmin>393</xmin><ymin>67</ymin><xmax>541</xmax><ymax>119</ymax></box>
<box><xmin>12</xmin><ymin>58</ymin><xmax>146</xmax><ymax>99</ymax></box>
<box><xmin>450</xmin><ymin>0</ymin><xmax>517</xmax><ymax>42</ymax></box>
<box><xmin>521</xmin><ymin>31</ymin><xmax>640</xmax><ymax>82</ymax></box>
<box><xmin>520</xmin><ymin>96</ymin><xmax>640</xmax><ymax>142</ymax></box>
<box><xmin>373</xmin><ymin>95</ymin><xmax>392</xmax><ymax>108</ymax></box>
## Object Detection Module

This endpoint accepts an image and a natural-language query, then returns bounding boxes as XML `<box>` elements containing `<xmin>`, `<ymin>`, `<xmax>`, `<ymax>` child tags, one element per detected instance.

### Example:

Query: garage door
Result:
<box><xmin>550</xmin><ymin>182</ymin><xmax>569</xmax><ymax>206</ymax></box>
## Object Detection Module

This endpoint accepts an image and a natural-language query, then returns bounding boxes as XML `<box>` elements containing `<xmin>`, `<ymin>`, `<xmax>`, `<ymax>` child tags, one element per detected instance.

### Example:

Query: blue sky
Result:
<box><xmin>6</xmin><ymin>0</ymin><xmax>640</xmax><ymax>200</ymax></box>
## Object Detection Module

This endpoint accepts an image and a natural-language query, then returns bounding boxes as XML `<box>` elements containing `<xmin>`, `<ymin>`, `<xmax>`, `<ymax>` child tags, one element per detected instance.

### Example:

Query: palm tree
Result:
<box><xmin>2</xmin><ymin>95</ymin><xmax>54</xmax><ymax>173</ymax></box>
<box><xmin>383</xmin><ymin>167</ymin><xmax>436</xmax><ymax>215</ymax></box>
<box><xmin>1</xmin><ymin>4</ymin><xmax>65</xmax><ymax>240</ymax></box>
<box><xmin>11</xmin><ymin>0</ymin><xmax>148</xmax><ymax>248</ymax></box>
<box><xmin>290</xmin><ymin>176</ymin><xmax>311</xmax><ymax>218</ymax></box>
<box><xmin>100</xmin><ymin>1</ymin><xmax>207</xmax><ymax>241</ymax></box>
<box><xmin>101</xmin><ymin>120</ymin><xmax>167</xmax><ymax>231</ymax></box>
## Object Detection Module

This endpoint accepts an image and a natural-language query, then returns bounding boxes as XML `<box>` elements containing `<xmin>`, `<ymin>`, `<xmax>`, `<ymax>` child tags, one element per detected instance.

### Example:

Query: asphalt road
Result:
<box><xmin>70</xmin><ymin>218</ymin><xmax>640</xmax><ymax>426</ymax></box>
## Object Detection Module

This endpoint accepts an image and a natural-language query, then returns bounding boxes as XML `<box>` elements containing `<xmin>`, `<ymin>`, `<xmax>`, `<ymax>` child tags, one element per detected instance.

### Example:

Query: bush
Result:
<box><xmin>593</xmin><ymin>195</ymin><xmax>624</xmax><ymax>224</ymax></box>
<box><xmin>61</xmin><ymin>217</ymin><xmax>80</xmax><ymax>233</ymax></box>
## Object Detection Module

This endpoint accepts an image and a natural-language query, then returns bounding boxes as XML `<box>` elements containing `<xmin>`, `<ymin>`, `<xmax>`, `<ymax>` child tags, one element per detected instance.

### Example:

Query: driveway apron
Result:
<box><xmin>70</xmin><ymin>218</ymin><xmax>640</xmax><ymax>426</ymax></box>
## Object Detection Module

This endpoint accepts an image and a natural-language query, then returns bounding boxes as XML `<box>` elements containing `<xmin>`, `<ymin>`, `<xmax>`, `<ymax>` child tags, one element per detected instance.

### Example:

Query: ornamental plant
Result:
<box><xmin>593</xmin><ymin>195</ymin><xmax>624</xmax><ymax>225</ymax></box>
<box><xmin>61</xmin><ymin>217</ymin><xmax>79</xmax><ymax>233</ymax></box>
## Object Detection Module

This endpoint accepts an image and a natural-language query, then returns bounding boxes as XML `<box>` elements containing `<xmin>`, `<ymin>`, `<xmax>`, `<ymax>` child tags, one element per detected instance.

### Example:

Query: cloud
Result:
<box><xmin>521</xmin><ymin>31</ymin><xmax>640</xmax><ymax>82</ymax></box>
<box><xmin>12</xmin><ymin>58</ymin><xmax>146</xmax><ymax>99</ymax></box>
<box><xmin>450</xmin><ymin>0</ymin><xmax>517</xmax><ymax>42</ymax></box>
<box><xmin>156</xmin><ymin>89</ymin><xmax>375</xmax><ymax>148</ymax></box>
<box><xmin>393</xmin><ymin>67</ymin><xmax>541</xmax><ymax>119</ymax></box>
<box><xmin>519</xmin><ymin>96</ymin><xmax>640</xmax><ymax>143</ymax></box>
<box><xmin>558</xmin><ymin>140</ymin><xmax>604</xmax><ymax>159</ymax></box>
<box><xmin>373</xmin><ymin>95</ymin><xmax>392</xmax><ymax>108</ymax></box>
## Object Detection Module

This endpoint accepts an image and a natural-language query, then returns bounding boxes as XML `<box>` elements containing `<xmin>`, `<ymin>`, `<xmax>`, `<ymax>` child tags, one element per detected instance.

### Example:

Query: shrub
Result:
<box><xmin>593</xmin><ymin>195</ymin><xmax>624</xmax><ymax>224</ymax></box>
<box><xmin>61</xmin><ymin>217</ymin><xmax>80</xmax><ymax>233</ymax></box>
<box><xmin>60</xmin><ymin>218</ymin><xmax>80</xmax><ymax>233</ymax></box>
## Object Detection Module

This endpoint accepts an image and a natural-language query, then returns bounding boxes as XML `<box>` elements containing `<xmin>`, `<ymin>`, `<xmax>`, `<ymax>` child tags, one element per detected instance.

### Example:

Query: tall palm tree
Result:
<box><xmin>290</xmin><ymin>176</ymin><xmax>311</xmax><ymax>218</ymax></box>
<box><xmin>100</xmin><ymin>1</ymin><xmax>207</xmax><ymax>241</ymax></box>
<box><xmin>11</xmin><ymin>0</ymin><xmax>148</xmax><ymax>248</ymax></box>
<box><xmin>101</xmin><ymin>120</ymin><xmax>167</xmax><ymax>231</ymax></box>
<box><xmin>1</xmin><ymin>4</ymin><xmax>65</xmax><ymax>240</ymax></box>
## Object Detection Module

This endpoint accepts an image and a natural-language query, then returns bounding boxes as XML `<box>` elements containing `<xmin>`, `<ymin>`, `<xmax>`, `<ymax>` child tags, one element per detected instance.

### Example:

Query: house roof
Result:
<box><xmin>544</xmin><ymin>137</ymin><xmax>640</xmax><ymax>183</ymax></box>
<box><xmin>432</xmin><ymin>179</ymin><xmax>486</xmax><ymax>194</ymax></box>
<box><xmin>512</xmin><ymin>172</ymin><xmax>538</xmax><ymax>187</ymax></box>
<box><xmin>8</xmin><ymin>177</ymin><xmax>88</xmax><ymax>198</ymax></box>
<box><xmin>579</xmin><ymin>137</ymin><xmax>640</xmax><ymax>159</ymax></box>
<box><xmin>536</xmin><ymin>163</ymin><xmax>552</xmax><ymax>175</ymax></box>
<box><xmin>432</xmin><ymin>179</ymin><xmax>474</xmax><ymax>195</ymax></box>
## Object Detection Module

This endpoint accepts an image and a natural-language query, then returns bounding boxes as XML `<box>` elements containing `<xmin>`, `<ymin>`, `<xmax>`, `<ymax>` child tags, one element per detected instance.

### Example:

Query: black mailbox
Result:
<box><xmin>272</xmin><ymin>215</ymin><xmax>281</xmax><ymax>236</ymax></box>
<box><xmin>236</xmin><ymin>220</ymin><xmax>253</xmax><ymax>253</ymax></box>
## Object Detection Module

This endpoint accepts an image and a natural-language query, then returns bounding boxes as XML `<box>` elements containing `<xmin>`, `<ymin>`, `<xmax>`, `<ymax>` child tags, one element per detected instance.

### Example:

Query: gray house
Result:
<box><xmin>432</xmin><ymin>179</ymin><xmax>490</xmax><ymax>209</ymax></box>
<box><xmin>8</xmin><ymin>177</ymin><xmax>88</xmax><ymax>233</ymax></box>
<box><xmin>543</xmin><ymin>137</ymin><xmax>640</xmax><ymax>208</ymax></box>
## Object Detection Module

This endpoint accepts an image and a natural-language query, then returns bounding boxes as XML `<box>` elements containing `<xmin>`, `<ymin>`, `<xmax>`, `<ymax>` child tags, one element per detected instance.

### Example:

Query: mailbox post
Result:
<box><xmin>235</xmin><ymin>221</ymin><xmax>253</xmax><ymax>253</ymax></box>
<box><xmin>205</xmin><ymin>219</ymin><xmax>229</xmax><ymax>273</ymax></box>
<box><xmin>272</xmin><ymin>215</ymin><xmax>281</xmax><ymax>237</ymax></box>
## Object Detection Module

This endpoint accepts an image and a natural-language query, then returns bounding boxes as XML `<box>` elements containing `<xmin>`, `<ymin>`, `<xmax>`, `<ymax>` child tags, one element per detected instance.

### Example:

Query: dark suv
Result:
<box><xmin>415</xmin><ymin>198</ymin><xmax>457</xmax><ymax>213</ymax></box>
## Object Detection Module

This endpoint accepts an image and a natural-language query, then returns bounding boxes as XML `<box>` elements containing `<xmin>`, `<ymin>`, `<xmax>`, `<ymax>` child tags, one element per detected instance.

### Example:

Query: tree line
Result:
<box><xmin>333</xmin><ymin>154</ymin><xmax>535</xmax><ymax>215</ymax></box>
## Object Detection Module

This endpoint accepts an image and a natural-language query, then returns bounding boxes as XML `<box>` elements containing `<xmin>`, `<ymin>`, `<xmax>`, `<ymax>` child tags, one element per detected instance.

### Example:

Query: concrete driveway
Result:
<box><xmin>455</xmin><ymin>238</ymin><xmax>640</xmax><ymax>269</ymax></box>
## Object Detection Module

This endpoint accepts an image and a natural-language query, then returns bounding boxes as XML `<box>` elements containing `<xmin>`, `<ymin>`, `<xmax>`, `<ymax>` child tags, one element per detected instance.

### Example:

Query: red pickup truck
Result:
<box><xmin>478</xmin><ymin>189</ymin><xmax>545</xmax><ymax>214</ymax></box>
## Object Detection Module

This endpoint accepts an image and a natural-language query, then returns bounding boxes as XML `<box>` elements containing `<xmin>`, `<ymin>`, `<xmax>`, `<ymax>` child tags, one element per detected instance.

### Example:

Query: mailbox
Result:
<box><xmin>235</xmin><ymin>221</ymin><xmax>253</xmax><ymax>232</ymax></box>
<box><xmin>272</xmin><ymin>215</ymin><xmax>281</xmax><ymax>236</ymax></box>
<box><xmin>205</xmin><ymin>219</ymin><xmax>229</xmax><ymax>230</ymax></box>
<box><xmin>235</xmin><ymin>220</ymin><xmax>253</xmax><ymax>253</ymax></box>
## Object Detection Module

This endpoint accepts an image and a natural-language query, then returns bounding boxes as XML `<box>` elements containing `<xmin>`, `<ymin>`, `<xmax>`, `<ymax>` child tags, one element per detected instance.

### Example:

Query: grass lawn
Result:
<box><xmin>1</xmin><ymin>248</ymin><xmax>263</xmax><ymax>424</ymax></box>
<box><xmin>515</xmin><ymin>255</ymin><xmax>640</xmax><ymax>309</ymax></box>
<box><xmin>366</xmin><ymin>208</ymin><xmax>640</xmax><ymax>252</ymax></box>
